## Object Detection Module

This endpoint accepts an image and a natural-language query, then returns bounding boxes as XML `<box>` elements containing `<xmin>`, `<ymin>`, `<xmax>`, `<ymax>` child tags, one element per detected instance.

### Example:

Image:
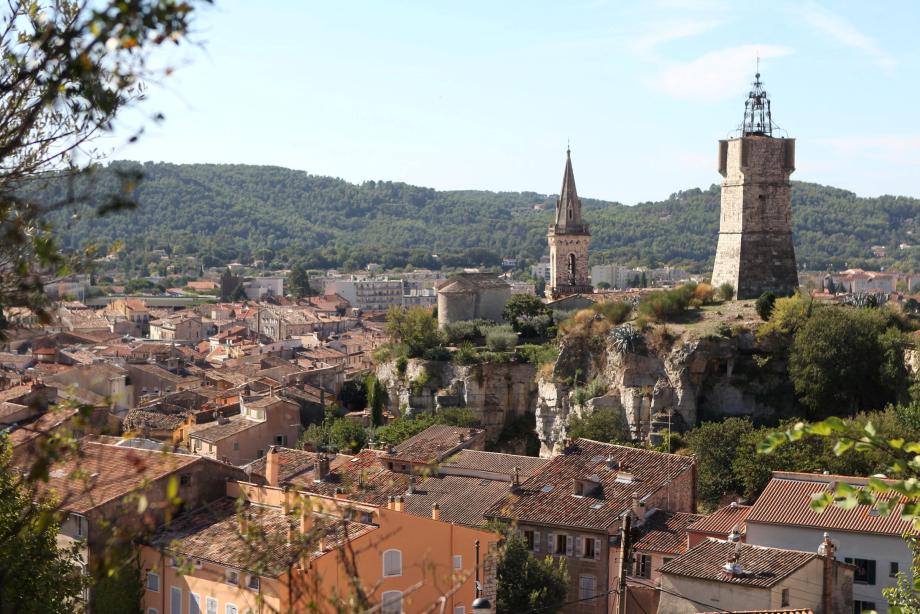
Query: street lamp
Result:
<box><xmin>472</xmin><ymin>539</ymin><xmax>492</xmax><ymax>613</ymax></box>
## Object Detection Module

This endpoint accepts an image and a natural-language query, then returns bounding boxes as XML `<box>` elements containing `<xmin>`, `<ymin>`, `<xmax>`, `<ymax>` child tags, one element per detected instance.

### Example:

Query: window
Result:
<box><xmin>635</xmin><ymin>554</ymin><xmax>652</xmax><ymax>579</ymax></box>
<box><xmin>583</xmin><ymin>537</ymin><xmax>596</xmax><ymax>559</ymax></box>
<box><xmin>206</xmin><ymin>597</ymin><xmax>217</xmax><ymax>614</ymax></box>
<box><xmin>257</xmin><ymin>449</ymin><xmax>265</xmax><ymax>458</ymax></box>
<box><xmin>556</xmin><ymin>534</ymin><xmax>568</xmax><ymax>555</ymax></box>
<box><xmin>579</xmin><ymin>575</ymin><xmax>596</xmax><ymax>600</ymax></box>
<box><xmin>225</xmin><ymin>569</ymin><xmax>239</xmax><ymax>585</ymax></box>
<box><xmin>381</xmin><ymin>590</ymin><xmax>402</xmax><ymax>614</ymax></box>
<box><xmin>383</xmin><ymin>549</ymin><xmax>402</xmax><ymax>577</ymax></box>
<box><xmin>845</xmin><ymin>558</ymin><xmax>877</xmax><ymax>585</ymax></box>
<box><xmin>75</xmin><ymin>515</ymin><xmax>85</xmax><ymax>538</ymax></box>
<box><xmin>275</xmin><ymin>435</ymin><xmax>286</xmax><ymax>446</ymax></box>
<box><xmin>190</xmin><ymin>593</ymin><xmax>202</xmax><ymax>614</ymax></box>
<box><xmin>781</xmin><ymin>588</ymin><xmax>790</xmax><ymax>607</ymax></box>
<box><xmin>453</xmin><ymin>555</ymin><xmax>462</xmax><ymax>570</ymax></box>
<box><xmin>146</xmin><ymin>570</ymin><xmax>160</xmax><ymax>592</ymax></box>
<box><xmin>454</xmin><ymin>608</ymin><xmax>465</xmax><ymax>614</ymax></box>
<box><xmin>854</xmin><ymin>601</ymin><xmax>876</xmax><ymax>614</ymax></box>
<box><xmin>891</xmin><ymin>561</ymin><xmax>900</xmax><ymax>577</ymax></box>
<box><xmin>233</xmin><ymin>442</ymin><xmax>239</xmax><ymax>451</ymax></box>
<box><xmin>148</xmin><ymin>609</ymin><xmax>158</xmax><ymax>614</ymax></box>
<box><xmin>170</xmin><ymin>587</ymin><xmax>182</xmax><ymax>614</ymax></box>
<box><xmin>523</xmin><ymin>530</ymin><xmax>535</xmax><ymax>550</ymax></box>
<box><xmin>226</xmin><ymin>606</ymin><xmax>238</xmax><ymax>614</ymax></box>
<box><xmin>247</xmin><ymin>575</ymin><xmax>260</xmax><ymax>591</ymax></box>
<box><xmin>180</xmin><ymin>474</ymin><xmax>191</xmax><ymax>487</ymax></box>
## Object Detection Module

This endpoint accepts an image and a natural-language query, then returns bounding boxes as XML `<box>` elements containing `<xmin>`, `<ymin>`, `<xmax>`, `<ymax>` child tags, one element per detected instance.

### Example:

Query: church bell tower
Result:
<box><xmin>711</xmin><ymin>71</ymin><xmax>798</xmax><ymax>299</ymax></box>
<box><xmin>548</xmin><ymin>148</ymin><xmax>592</xmax><ymax>298</ymax></box>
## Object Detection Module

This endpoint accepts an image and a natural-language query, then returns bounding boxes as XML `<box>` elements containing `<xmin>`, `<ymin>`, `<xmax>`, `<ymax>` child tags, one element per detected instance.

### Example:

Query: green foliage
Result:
<box><xmin>0</xmin><ymin>437</ymin><xmax>88</xmax><ymax>612</ymax></box>
<box><xmin>452</xmin><ymin>342</ymin><xmax>481</xmax><ymax>366</ymax></box>
<box><xmin>408</xmin><ymin>369</ymin><xmax>430</xmax><ymax>397</ymax></box>
<box><xmin>610</xmin><ymin>324</ymin><xmax>643</xmax><ymax>355</ymax></box>
<box><xmin>755</xmin><ymin>291</ymin><xmax>777</xmax><ymax>321</ymax></box>
<box><xmin>683</xmin><ymin>417</ymin><xmax>756</xmax><ymax>508</ymax></box>
<box><xmin>374</xmin><ymin>408</ymin><xmax>480</xmax><ymax>448</ymax></box>
<box><xmin>442</xmin><ymin>319</ymin><xmax>491</xmax><ymax>344</ymax></box>
<box><xmin>637</xmin><ymin>285</ymin><xmax>695</xmax><ymax>322</ymax></box>
<box><xmin>757</xmin><ymin>293</ymin><xmax>817</xmax><ymax>337</ymax></box>
<box><xmin>386</xmin><ymin>306</ymin><xmax>443</xmax><ymax>358</ymax></box>
<box><xmin>571</xmin><ymin>379</ymin><xmax>609</xmax><ymax>407</ymax></box>
<box><xmin>718</xmin><ymin>282</ymin><xmax>735</xmax><ymax>301</ymax></box>
<box><xmin>789</xmin><ymin>307</ymin><xmax>909</xmax><ymax>417</ymax></box>
<box><xmin>366</xmin><ymin>375</ymin><xmax>386</xmax><ymax>427</ymax></box>
<box><xmin>591</xmin><ymin>300</ymin><xmax>632</xmax><ymax>325</ymax></box>
<box><xmin>90</xmin><ymin>545</ymin><xmax>144</xmax><ymax>614</ymax></box>
<box><xmin>496</xmin><ymin>535</ymin><xmax>568</xmax><ymax>614</ymax></box>
<box><xmin>395</xmin><ymin>355</ymin><xmax>409</xmax><ymax>376</ymax></box>
<box><xmin>514</xmin><ymin>343</ymin><xmax>559</xmax><ymax>367</ymax></box>
<box><xmin>492</xmin><ymin>412</ymin><xmax>541</xmax><ymax>456</ymax></box>
<box><xmin>288</xmin><ymin>262</ymin><xmax>312</xmax><ymax>299</ymax></box>
<box><xmin>503</xmin><ymin>294</ymin><xmax>547</xmax><ymax>331</ymax></box>
<box><xmin>567</xmin><ymin>406</ymin><xmax>628</xmax><ymax>443</ymax></box>
<box><xmin>300</xmin><ymin>408</ymin><xmax>368</xmax><ymax>453</ymax></box>
<box><xmin>483</xmin><ymin>324</ymin><xmax>518</xmax><ymax>352</ymax></box>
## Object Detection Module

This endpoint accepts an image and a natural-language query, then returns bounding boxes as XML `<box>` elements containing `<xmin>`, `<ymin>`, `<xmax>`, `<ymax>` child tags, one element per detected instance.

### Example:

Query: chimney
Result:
<box><xmin>818</xmin><ymin>532</ymin><xmax>835</xmax><ymax>614</ymax></box>
<box><xmin>510</xmin><ymin>467</ymin><xmax>522</xmax><ymax>493</ymax></box>
<box><xmin>314</xmin><ymin>455</ymin><xmax>330</xmax><ymax>482</ymax></box>
<box><xmin>721</xmin><ymin>542</ymin><xmax>743</xmax><ymax>577</ymax></box>
<box><xmin>728</xmin><ymin>524</ymin><xmax>742</xmax><ymax>543</ymax></box>
<box><xmin>238</xmin><ymin>512</ymin><xmax>250</xmax><ymax>536</ymax></box>
<box><xmin>394</xmin><ymin>496</ymin><xmax>405</xmax><ymax>512</ymax></box>
<box><xmin>299</xmin><ymin>508</ymin><xmax>312</xmax><ymax>535</ymax></box>
<box><xmin>431</xmin><ymin>503</ymin><xmax>441</xmax><ymax>521</ymax></box>
<box><xmin>606</xmin><ymin>455</ymin><xmax>619</xmax><ymax>471</ymax></box>
<box><xmin>457</xmin><ymin>433</ymin><xmax>465</xmax><ymax>445</ymax></box>
<box><xmin>631</xmin><ymin>492</ymin><xmax>645</xmax><ymax>519</ymax></box>
<box><xmin>387</xmin><ymin>496</ymin><xmax>395</xmax><ymax>510</ymax></box>
<box><xmin>266</xmin><ymin>446</ymin><xmax>280</xmax><ymax>486</ymax></box>
<box><xmin>334</xmin><ymin>487</ymin><xmax>345</xmax><ymax>499</ymax></box>
<box><xmin>406</xmin><ymin>476</ymin><xmax>416</xmax><ymax>495</ymax></box>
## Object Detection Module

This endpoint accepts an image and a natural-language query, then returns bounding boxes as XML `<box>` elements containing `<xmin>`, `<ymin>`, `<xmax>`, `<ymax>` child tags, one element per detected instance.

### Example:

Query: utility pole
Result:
<box><xmin>617</xmin><ymin>513</ymin><xmax>632</xmax><ymax>614</ymax></box>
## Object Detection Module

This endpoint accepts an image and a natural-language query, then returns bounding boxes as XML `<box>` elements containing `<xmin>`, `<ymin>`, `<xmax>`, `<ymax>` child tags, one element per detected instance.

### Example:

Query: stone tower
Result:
<box><xmin>548</xmin><ymin>148</ymin><xmax>592</xmax><ymax>298</ymax></box>
<box><xmin>711</xmin><ymin>72</ymin><xmax>798</xmax><ymax>299</ymax></box>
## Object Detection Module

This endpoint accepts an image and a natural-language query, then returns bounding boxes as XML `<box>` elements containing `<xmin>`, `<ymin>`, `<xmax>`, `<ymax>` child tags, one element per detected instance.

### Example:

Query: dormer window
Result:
<box><xmin>573</xmin><ymin>478</ymin><xmax>600</xmax><ymax>498</ymax></box>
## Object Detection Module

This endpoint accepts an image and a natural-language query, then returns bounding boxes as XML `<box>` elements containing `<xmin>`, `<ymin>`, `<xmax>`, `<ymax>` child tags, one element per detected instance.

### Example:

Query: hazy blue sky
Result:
<box><xmin>109</xmin><ymin>0</ymin><xmax>920</xmax><ymax>204</ymax></box>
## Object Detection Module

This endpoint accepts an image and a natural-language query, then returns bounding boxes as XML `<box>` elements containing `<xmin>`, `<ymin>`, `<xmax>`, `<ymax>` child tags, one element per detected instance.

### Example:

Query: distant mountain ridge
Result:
<box><xmin>46</xmin><ymin>161</ymin><xmax>920</xmax><ymax>272</ymax></box>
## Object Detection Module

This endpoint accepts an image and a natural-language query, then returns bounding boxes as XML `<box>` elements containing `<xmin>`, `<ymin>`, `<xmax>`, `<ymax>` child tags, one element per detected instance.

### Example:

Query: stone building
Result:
<box><xmin>548</xmin><ymin>148</ymin><xmax>592</xmax><ymax>298</ymax></box>
<box><xmin>436</xmin><ymin>272</ymin><xmax>511</xmax><ymax>327</ymax></box>
<box><xmin>711</xmin><ymin>72</ymin><xmax>799</xmax><ymax>299</ymax></box>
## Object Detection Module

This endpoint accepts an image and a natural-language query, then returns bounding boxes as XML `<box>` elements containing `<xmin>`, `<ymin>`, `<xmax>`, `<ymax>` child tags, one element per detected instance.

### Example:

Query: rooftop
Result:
<box><xmin>437</xmin><ymin>273</ymin><xmax>510</xmax><ymax>294</ymax></box>
<box><xmin>486</xmin><ymin>439</ymin><xmax>695</xmax><ymax>531</ymax></box>
<box><xmin>746</xmin><ymin>472</ymin><xmax>915</xmax><ymax>537</ymax></box>
<box><xmin>191</xmin><ymin>417</ymin><xmax>258</xmax><ymax>443</ymax></box>
<box><xmin>688</xmin><ymin>502</ymin><xmax>752</xmax><ymax>536</ymax></box>
<box><xmin>150</xmin><ymin>498</ymin><xmax>375</xmax><ymax>576</ymax></box>
<box><xmin>385</xmin><ymin>424</ymin><xmax>483</xmax><ymax>464</ymax></box>
<box><xmin>632</xmin><ymin>510</ymin><xmax>703</xmax><ymax>555</ymax></box>
<box><xmin>659</xmin><ymin>539</ymin><xmax>817</xmax><ymax>588</ymax></box>
<box><xmin>441</xmin><ymin>449</ymin><xmax>550</xmax><ymax>480</ymax></box>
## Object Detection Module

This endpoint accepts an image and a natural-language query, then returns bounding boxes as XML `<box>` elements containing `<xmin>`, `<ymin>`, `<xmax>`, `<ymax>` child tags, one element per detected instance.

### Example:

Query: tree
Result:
<box><xmin>683</xmin><ymin>418</ymin><xmax>756</xmax><ymax>508</ymax></box>
<box><xmin>0</xmin><ymin>437</ymin><xmax>88</xmax><ymax>611</ymax></box>
<box><xmin>718</xmin><ymin>282</ymin><xmax>735</xmax><ymax>301</ymax></box>
<box><xmin>640</xmin><ymin>271</ymin><xmax>648</xmax><ymax>288</ymax></box>
<box><xmin>502</xmin><ymin>294</ymin><xmax>547</xmax><ymax>334</ymax></box>
<box><xmin>288</xmin><ymin>262</ymin><xmax>312</xmax><ymax>299</ymax></box>
<box><xmin>366</xmin><ymin>374</ymin><xmax>386</xmax><ymax>427</ymax></box>
<box><xmin>789</xmin><ymin>307</ymin><xmax>907</xmax><ymax>417</ymax></box>
<box><xmin>755</xmin><ymin>291</ymin><xmax>776</xmax><ymax>321</ymax></box>
<box><xmin>567</xmin><ymin>407</ymin><xmax>628</xmax><ymax>443</ymax></box>
<box><xmin>0</xmin><ymin>0</ymin><xmax>207</xmax><ymax>334</ymax></box>
<box><xmin>496</xmin><ymin>535</ymin><xmax>568</xmax><ymax>614</ymax></box>
<box><xmin>385</xmin><ymin>306</ymin><xmax>442</xmax><ymax>358</ymax></box>
<box><xmin>596</xmin><ymin>281</ymin><xmax>611</xmax><ymax>290</ymax></box>
<box><xmin>826</xmin><ymin>278</ymin><xmax>837</xmax><ymax>294</ymax></box>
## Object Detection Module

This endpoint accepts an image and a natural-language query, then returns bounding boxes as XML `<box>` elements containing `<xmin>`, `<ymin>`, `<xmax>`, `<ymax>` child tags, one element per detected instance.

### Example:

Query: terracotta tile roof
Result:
<box><xmin>633</xmin><ymin>510</ymin><xmax>702</xmax><ymax>555</ymax></box>
<box><xmin>7</xmin><ymin>405</ymin><xmax>79</xmax><ymax>449</ymax></box>
<box><xmin>150</xmin><ymin>498</ymin><xmax>375</xmax><ymax>576</ymax></box>
<box><xmin>441</xmin><ymin>449</ymin><xmax>550</xmax><ymax>480</ymax></box>
<box><xmin>403</xmin><ymin>474</ymin><xmax>513</xmax><ymax>527</ymax></box>
<box><xmin>659</xmin><ymin>539</ymin><xmax>817</xmax><ymax>588</ymax></box>
<box><xmin>746</xmin><ymin>472</ymin><xmax>916</xmax><ymax>537</ymax></box>
<box><xmin>701</xmin><ymin>611</ymin><xmax>813</xmax><ymax>614</ymax></box>
<box><xmin>486</xmin><ymin>439</ymin><xmax>695</xmax><ymax>531</ymax></box>
<box><xmin>289</xmin><ymin>449</ymin><xmax>409</xmax><ymax>505</ymax></box>
<box><xmin>36</xmin><ymin>441</ymin><xmax>200</xmax><ymax>514</ymax></box>
<box><xmin>688</xmin><ymin>503</ymin><xmax>752</xmax><ymax>536</ymax></box>
<box><xmin>386</xmin><ymin>425</ymin><xmax>483</xmax><ymax>464</ymax></box>
<box><xmin>245</xmin><ymin>448</ymin><xmax>351</xmax><ymax>484</ymax></box>
<box><xmin>190</xmin><ymin>417</ymin><xmax>258</xmax><ymax>443</ymax></box>
<box><xmin>123</xmin><ymin>409</ymin><xmax>190</xmax><ymax>432</ymax></box>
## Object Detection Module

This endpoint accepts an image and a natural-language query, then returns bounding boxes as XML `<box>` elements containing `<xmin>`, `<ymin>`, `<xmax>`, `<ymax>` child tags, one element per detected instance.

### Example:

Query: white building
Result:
<box><xmin>745</xmin><ymin>471</ymin><xmax>913</xmax><ymax>613</ymax></box>
<box><xmin>531</xmin><ymin>257</ymin><xmax>551</xmax><ymax>283</ymax></box>
<box><xmin>243</xmin><ymin>277</ymin><xmax>284</xmax><ymax>301</ymax></box>
<box><xmin>590</xmin><ymin>264</ymin><xmax>638</xmax><ymax>289</ymax></box>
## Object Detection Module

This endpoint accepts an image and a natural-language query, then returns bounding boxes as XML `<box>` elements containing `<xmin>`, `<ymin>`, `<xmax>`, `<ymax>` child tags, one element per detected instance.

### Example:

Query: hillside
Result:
<box><xmin>44</xmin><ymin>161</ymin><xmax>920</xmax><ymax>273</ymax></box>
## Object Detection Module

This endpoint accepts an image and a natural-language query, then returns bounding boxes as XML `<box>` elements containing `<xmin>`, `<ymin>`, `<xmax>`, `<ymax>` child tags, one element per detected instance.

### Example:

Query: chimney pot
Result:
<box><xmin>431</xmin><ymin>503</ymin><xmax>440</xmax><ymax>521</ymax></box>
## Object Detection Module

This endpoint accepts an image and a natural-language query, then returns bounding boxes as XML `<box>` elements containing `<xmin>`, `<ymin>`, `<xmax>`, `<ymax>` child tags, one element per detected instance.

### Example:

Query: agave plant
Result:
<box><xmin>843</xmin><ymin>292</ymin><xmax>886</xmax><ymax>309</ymax></box>
<box><xmin>610</xmin><ymin>324</ymin><xmax>643</xmax><ymax>355</ymax></box>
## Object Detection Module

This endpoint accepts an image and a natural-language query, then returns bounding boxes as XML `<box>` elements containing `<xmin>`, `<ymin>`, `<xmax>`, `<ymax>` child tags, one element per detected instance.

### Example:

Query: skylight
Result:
<box><xmin>541</xmin><ymin>485</ymin><xmax>553</xmax><ymax>493</ymax></box>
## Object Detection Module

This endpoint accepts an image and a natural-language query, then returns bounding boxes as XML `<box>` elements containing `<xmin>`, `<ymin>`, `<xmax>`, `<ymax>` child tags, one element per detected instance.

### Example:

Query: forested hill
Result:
<box><xmin>47</xmin><ymin>161</ymin><xmax>920</xmax><ymax>273</ymax></box>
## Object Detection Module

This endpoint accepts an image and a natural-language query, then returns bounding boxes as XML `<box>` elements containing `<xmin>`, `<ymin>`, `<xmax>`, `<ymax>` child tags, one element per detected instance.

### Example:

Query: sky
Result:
<box><xmin>108</xmin><ymin>0</ymin><xmax>920</xmax><ymax>205</ymax></box>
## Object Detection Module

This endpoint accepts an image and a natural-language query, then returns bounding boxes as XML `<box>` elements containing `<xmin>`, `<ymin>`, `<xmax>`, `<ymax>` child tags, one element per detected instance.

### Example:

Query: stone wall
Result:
<box><xmin>712</xmin><ymin>136</ymin><xmax>798</xmax><ymax>299</ymax></box>
<box><xmin>376</xmin><ymin>358</ymin><xmax>538</xmax><ymax>442</ymax></box>
<box><xmin>548</xmin><ymin>231</ymin><xmax>591</xmax><ymax>296</ymax></box>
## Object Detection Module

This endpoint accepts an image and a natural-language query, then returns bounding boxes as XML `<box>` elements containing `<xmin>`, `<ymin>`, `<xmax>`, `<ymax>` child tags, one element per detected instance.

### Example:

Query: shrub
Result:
<box><xmin>386</xmin><ymin>305</ymin><xmax>443</xmax><ymax>358</ymax></box>
<box><xmin>757</xmin><ymin>293</ymin><xmax>817</xmax><ymax>337</ymax></box>
<box><xmin>755</xmin><ymin>291</ymin><xmax>777</xmax><ymax>321</ymax></box>
<box><xmin>567</xmin><ymin>406</ymin><xmax>628</xmax><ymax>443</ymax></box>
<box><xmin>409</xmin><ymin>369</ymin><xmax>430</xmax><ymax>397</ymax></box>
<box><xmin>559</xmin><ymin>308</ymin><xmax>612</xmax><ymax>337</ymax></box>
<box><xmin>718</xmin><ymin>283</ymin><xmax>735</xmax><ymax>301</ymax></box>
<box><xmin>452</xmin><ymin>342</ymin><xmax>481</xmax><ymax>366</ymax></box>
<box><xmin>484</xmin><ymin>324</ymin><xmax>518</xmax><ymax>352</ymax></box>
<box><xmin>692</xmin><ymin>283</ymin><xmax>717</xmax><ymax>305</ymax></box>
<box><xmin>395</xmin><ymin>356</ymin><xmax>408</xmax><ymax>376</ymax></box>
<box><xmin>442</xmin><ymin>320</ymin><xmax>479</xmax><ymax>344</ymax></box>
<box><xmin>375</xmin><ymin>409</ymin><xmax>481</xmax><ymax>447</ymax></box>
<box><xmin>503</xmin><ymin>294</ymin><xmax>548</xmax><ymax>334</ymax></box>
<box><xmin>572</xmin><ymin>379</ymin><xmax>609</xmax><ymax>406</ymax></box>
<box><xmin>646</xmin><ymin>325</ymin><xmax>676</xmax><ymax>354</ymax></box>
<box><xmin>515</xmin><ymin>343</ymin><xmax>559</xmax><ymax>366</ymax></box>
<box><xmin>516</xmin><ymin>313</ymin><xmax>554</xmax><ymax>338</ymax></box>
<box><xmin>592</xmin><ymin>300</ymin><xmax>632</xmax><ymax>325</ymax></box>
<box><xmin>610</xmin><ymin>324</ymin><xmax>643</xmax><ymax>355</ymax></box>
<box><xmin>637</xmin><ymin>285</ymin><xmax>695</xmax><ymax>322</ymax></box>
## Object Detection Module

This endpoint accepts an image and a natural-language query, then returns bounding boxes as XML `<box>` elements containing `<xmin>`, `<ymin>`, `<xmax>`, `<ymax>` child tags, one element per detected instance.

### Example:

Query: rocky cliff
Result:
<box><xmin>535</xmin><ymin>327</ymin><xmax>795</xmax><ymax>456</ymax></box>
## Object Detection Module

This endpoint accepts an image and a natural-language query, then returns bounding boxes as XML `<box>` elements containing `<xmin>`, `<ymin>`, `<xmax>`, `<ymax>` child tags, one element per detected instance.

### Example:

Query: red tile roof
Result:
<box><xmin>633</xmin><ymin>510</ymin><xmax>702</xmax><ymax>555</ymax></box>
<box><xmin>746</xmin><ymin>472</ymin><xmax>915</xmax><ymax>537</ymax></box>
<box><xmin>688</xmin><ymin>503</ymin><xmax>752</xmax><ymax>536</ymax></box>
<box><xmin>486</xmin><ymin>439</ymin><xmax>695</xmax><ymax>531</ymax></box>
<box><xmin>385</xmin><ymin>425</ymin><xmax>483</xmax><ymax>464</ymax></box>
<box><xmin>659</xmin><ymin>539</ymin><xmax>817</xmax><ymax>588</ymax></box>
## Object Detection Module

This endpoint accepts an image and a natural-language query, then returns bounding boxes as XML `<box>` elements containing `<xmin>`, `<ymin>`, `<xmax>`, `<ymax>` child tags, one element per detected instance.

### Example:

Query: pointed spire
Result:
<box><xmin>554</xmin><ymin>147</ymin><xmax>585</xmax><ymax>232</ymax></box>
